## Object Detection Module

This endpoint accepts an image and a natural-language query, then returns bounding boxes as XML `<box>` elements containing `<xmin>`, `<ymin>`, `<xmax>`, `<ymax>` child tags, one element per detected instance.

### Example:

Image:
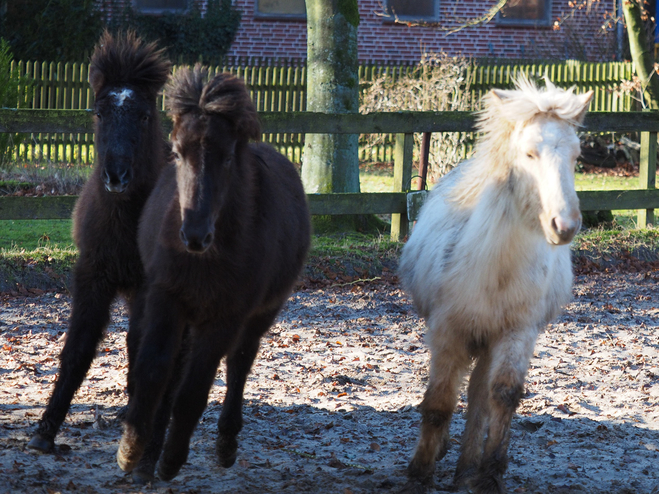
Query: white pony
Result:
<box><xmin>399</xmin><ymin>76</ymin><xmax>592</xmax><ymax>493</ymax></box>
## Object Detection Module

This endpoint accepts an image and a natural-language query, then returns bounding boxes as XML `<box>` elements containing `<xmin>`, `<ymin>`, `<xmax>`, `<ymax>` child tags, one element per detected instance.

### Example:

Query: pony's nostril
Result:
<box><xmin>179</xmin><ymin>229</ymin><xmax>188</xmax><ymax>246</ymax></box>
<box><xmin>120</xmin><ymin>169</ymin><xmax>132</xmax><ymax>185</ymax></box>
<box><xmin>202</xmin><ymin>232</ymin><xmax>213</xmax><ymax>248</ymax></box>
<box><xmin>551</xmin><ymin>216</ymin><xmax>578</xmax><ymax>243</ymax></box>
<box><xmin>102</xmin><ymin>169</ymin><xmax>111</xmax><ymax>185</ymax></box>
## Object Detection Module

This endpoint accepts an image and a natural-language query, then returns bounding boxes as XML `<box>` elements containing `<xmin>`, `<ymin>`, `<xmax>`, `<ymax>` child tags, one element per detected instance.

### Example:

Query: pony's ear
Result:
<box><xmin>490</xmin><ymin>89</ymin><xmax>510</xmax><ymax>102</ymax></box>
<box><xmin>88</xmin><ymin>68</ymin><xmax>104</xmax><ymax>96</ymax></box>
<box><xmin>574</xmin><ymin>90</ymin><xmax>594</xmax><ymax>125</ymax></box>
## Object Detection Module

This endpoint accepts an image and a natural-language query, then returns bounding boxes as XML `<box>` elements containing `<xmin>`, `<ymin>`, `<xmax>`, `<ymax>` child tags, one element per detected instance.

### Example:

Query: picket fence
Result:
<box><xmin>9</xmin><ymin>58</ymin><xmax>636</xmax><ymax>165</ymax></box>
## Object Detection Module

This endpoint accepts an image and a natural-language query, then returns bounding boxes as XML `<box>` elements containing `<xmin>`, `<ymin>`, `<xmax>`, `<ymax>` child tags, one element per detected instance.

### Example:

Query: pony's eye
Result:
<box><xmin>95</xmin><ymin>112</ymin><xmax>102</xmax><ymax>121</ymax></box>
<box><xmin>526</xmin><ymin>151</ymin><xmax>537</xmax><ymax>159</ymax></box>
<box><xmin>141</xmin><ymin>115</ymin><xmax>149</xmax><ymax>123</ymax></box>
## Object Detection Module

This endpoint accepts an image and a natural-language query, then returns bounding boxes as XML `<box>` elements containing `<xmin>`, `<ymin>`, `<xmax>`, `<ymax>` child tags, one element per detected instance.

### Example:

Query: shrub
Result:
<box><xmin>106</xmin><ymin>0</ymin><xmax>241</xmax><ymax>64</ymax></box>
<box><xmin>0</xmin><ymin>39</ymin><xmax>35</xmax><ymax>169</ymax></box>
<box><xmin>360</xmin><ymin>52</ymin><xmax>475</xmax><ymax>183</ymax></box>
<box><xmin>0</xmin><ymin>0</ymin><xmax>102</xmax><ymax>61</ymax></box>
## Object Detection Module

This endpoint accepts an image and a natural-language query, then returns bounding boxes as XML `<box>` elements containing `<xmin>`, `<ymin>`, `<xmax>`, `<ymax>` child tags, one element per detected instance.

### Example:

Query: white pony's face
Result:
<box><xmin>513</xmin><ymin>115</ymin><xmax>582</xmax><ymax>246</ymax></box>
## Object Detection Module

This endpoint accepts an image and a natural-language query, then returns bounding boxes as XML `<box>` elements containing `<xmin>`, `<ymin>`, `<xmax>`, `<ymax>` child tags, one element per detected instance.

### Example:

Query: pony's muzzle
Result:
<box><xmin>102</xmin><ymin>166</ymin><xmax>132</xmax><ymax>193</ymax></box>
<box><xmin>179</xmin><ymin>226</ymin><xmax>214</xmax><ymax>254</ymax></box>
<box><xmin>550</xmin><ymin>214</ymin><xmax>581</xmax><ymax>245</ymax></box>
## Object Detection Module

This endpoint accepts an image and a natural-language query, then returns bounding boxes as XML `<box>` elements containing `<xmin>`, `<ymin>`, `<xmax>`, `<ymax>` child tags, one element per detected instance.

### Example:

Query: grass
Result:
<box><xmin>0</xmin><ymin>219</ymin><xmax>74</xmax><ymax>251</ymax></box>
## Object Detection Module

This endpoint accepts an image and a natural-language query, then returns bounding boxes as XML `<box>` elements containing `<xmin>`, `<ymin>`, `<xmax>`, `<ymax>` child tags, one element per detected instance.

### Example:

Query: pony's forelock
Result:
<box><xmin>478</xmin><ymin>74</ymin><xmax>590</xmax><ymax>131</ymax></box>
<box><xmin>89</xmin><ymin>30</ymin><xmax>171</xmax><ymax>97</ymax></box>
<box><xmin>167</xmin><ymin>65</ymin><xmax>261</xmax><ymax>141</ymax></box>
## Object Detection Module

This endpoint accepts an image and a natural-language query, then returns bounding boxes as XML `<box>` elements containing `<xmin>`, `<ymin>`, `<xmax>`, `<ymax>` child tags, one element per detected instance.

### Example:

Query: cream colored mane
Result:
<box><xmin>448</xmin><ymin>75</ymin><xmax>587</xmax><ymax>207</ymax></box>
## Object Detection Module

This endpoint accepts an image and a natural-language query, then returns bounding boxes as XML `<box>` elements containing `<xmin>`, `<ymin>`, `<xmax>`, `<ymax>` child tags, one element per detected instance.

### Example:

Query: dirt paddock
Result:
<box><xmin>2</xmin><ymin>272</ymin><xmax>659</xmax><ymax>493</ymax></box>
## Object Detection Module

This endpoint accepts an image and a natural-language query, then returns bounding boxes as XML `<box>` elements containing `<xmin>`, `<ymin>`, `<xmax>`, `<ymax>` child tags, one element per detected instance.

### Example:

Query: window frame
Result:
<box><xmin>132</xmin><ymin>0</ymin><xmax>188</xmax><ymax>15</ymax></box>
<box><xmin>496</xmin><ymin>0</ymin><xmax>553</xmax><ymax>28</ymax></box>
<box><xmin>383</xmin><ymin>0</ymin><xmax>440</xmax><ymax>22</ymax></box>
<box><xmin>254</xmin><ymin>0</ymin><xmax>307</xmax><ymax>20</ymax></box>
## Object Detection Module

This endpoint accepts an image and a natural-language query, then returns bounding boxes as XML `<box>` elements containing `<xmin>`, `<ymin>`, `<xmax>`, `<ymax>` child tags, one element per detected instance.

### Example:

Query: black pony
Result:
<box><xmin>116</xmin><ymin>66</ymin><xmax>311</xmax><ymax>481</ymax></box>
<box><xmin>28</xmin><ymin>32</ymin><xmax>171</xmax><ymax>453</ymax></box>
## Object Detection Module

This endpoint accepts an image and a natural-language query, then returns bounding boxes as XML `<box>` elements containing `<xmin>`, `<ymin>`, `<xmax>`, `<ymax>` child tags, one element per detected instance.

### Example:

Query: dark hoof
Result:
<box><xmin>453</xmin><ymin>464</ymin><xmax>477</xmax><ymax>488</ymax></box>
<box><xmin>407</xmin><ymin>458</ymin><xmax>434</xmax><ymax>484</ymax></box>
<box><xmin>157</xmin><ymin>457</ymin><xmax>183</xmax><ymax>482</ymax></box>
<box><xmin>27</xmin><ymin>434</ymin><xmax>54</xmax><ymax>453</ymax></box>
<box><xmin>114</xmin><ymin>405</ymin><xmax>129</xmax><ymax>421</ymax></box>
<box><xmin>131</xmin><ymin>467</ymin><xmax>156</xmax><ymax>485</ymax></box>
<box><xmin>216</xmin><ymin>435</ymin><xmax>238</xmax><ymax>468</ymax></box>
<box><xmin>397</xmin><ymin>478</ymin><xmax>432</xmax><ymax>494</ymax></box>
<box><xmin>117</xmin><ymin>428</ymin><xmax>145</xmax><ymax>472</ymax></box>
<box><xmin>472</xmin><ymin>472</ymin><xmax>506</xmax><ymax>494</ymax></box>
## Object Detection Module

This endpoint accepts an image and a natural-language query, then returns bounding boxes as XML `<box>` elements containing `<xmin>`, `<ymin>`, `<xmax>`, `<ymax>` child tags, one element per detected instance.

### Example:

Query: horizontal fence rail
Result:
<box><xmin>3</xmin><ymin>109</ymin><xmax>659</xmax><ymax>134</ymax></box>
<box><xmin>0</xmin><ymin>109</ymin><xmax>657</xmax><ymax>239</ymax></box>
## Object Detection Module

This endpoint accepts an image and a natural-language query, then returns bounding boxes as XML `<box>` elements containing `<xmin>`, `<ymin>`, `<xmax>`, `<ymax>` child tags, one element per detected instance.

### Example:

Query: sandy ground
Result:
<box><xmin>2</xmin><ymin>272</ymin><xmax>659</xmax><ymax>493</ymax></box>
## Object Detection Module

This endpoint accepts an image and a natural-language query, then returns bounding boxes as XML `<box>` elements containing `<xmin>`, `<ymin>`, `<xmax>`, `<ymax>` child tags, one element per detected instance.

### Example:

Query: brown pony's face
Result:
<box><xmin>172</xmin><ymin>112</ymin><xmax>236</xmax><ymax>254</ymax></box>
<box><xmin>94</xmin><ymin>86</ymin><xmax>154</xmax><ymax>193</ymax></box>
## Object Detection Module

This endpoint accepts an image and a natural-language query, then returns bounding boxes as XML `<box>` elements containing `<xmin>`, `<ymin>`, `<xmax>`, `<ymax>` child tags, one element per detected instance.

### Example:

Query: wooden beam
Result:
<box><xmin>306</xmin><ymin>192</ymin><xmax>407</xmax><ymax>215</ymax></box>
<box><xmin>578</xmin><ymin>189</ymin><xmax>659</xmax><ymax>210</ymax></box>
<box><xmin>0</xmin><ymin>194</ymin><xmax>408</xmax><ymax>221</ymax></box>
<box><xmin>3</xmin><ymin>109</ymin><xmax>659</xmax><ymax>135</ymax></box>
<box><xmin>391</xmin><ymin>133</ymin><xmax>414</xmax><ymax>241</ymax></box>
<box><xmin>0</xmin><ymin>196</ymin><xmax>78</xmax><ymax>220</ymax></box>
<box><xmin>638</xmin><ymin>131</ymin><xmax>657</xmax><ymax>227</ymax></box>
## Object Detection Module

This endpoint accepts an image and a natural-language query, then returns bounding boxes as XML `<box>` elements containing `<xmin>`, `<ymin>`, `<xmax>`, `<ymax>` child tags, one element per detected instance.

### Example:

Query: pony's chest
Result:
<box><xmin>446</xmin><ymin>241</ymin><xmax>571</xmax><ymax>330</ymax></box>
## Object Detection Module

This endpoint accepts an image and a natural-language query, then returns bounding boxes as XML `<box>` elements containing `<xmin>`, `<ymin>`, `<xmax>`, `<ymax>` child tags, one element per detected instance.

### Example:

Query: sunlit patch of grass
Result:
<box><xmin>574</xmin><ymin>172</ymin><xmax>639</xmax><ymax>191</ymax></box>
<box><xmin>574</xmin><ymin>226</ymin><xmax>659</xmax><ymax>254</ymax></box>
<box><xmin>0</xmin><ymin>219</ymin><xmax>75</xmax><ymax>251</ymax></box>
<box><xmin>311</xmin><ymin>231</ymin><xmax>402</xmax><ymax>258</ymax></box>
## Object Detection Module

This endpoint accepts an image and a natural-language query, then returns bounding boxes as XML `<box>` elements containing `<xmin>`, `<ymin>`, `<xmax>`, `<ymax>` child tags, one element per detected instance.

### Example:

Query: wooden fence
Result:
<box><xmin>0</xmin><ymin>108</ymin><xmax>658</xmax><ymax>241</ymax></box>
<box><xmin>9</xmin><ymin>59</ymin><xmax>636</xmax><ymax>165</ymax></box>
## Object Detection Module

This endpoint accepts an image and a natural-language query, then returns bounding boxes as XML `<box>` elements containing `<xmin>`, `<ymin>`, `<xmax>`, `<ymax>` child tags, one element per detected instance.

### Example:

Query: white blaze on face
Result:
<box><xmin>109</xmin><ymin>88</ymin><xmax>133</xmax><ymax>107</ymax></box>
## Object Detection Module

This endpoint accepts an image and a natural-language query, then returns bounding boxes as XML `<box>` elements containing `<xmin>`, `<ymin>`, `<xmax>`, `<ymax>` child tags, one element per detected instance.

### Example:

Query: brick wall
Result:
<box><xmin>227</xmin><ymin>0</ymin><xmax>618</xmax><ymax>62</ymax></box>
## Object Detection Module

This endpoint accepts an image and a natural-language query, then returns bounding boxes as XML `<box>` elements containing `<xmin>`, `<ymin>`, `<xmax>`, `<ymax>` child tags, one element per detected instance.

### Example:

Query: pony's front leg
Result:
<box><xmin>28</xmin><ymin>263</ymin><xmax>116</xmax><ymax>452</ymax></box>
<box><xmin>472</xmin><ymin>330</ymin><xmax>536</xmax><ymax>494</ymax></box>
<box><xmin>408</xmin><ymin>335</ymin><xmax>469</xmax><ymax>484</ymax></box>
<box><xmin>216</xmin><ymin>309</ymin><xmax>277</xmax><ymax>468</ymax></box>
<box><xmin>157</xmin><ymin>323</ymin><xmax>233</xmax><ymax>481</ymax></box>
<box><xmin>454</xmin><ymin>350</ymin><xmax>492</xmax><ymax>487</ymax></box>
<box><xmin>131</xmin><ymin>328</ymin><xmax>192</xmax><ymax>484</ymax></box>
<box><xmin>117</xmin><ymin>287</ymin><xmax>185</xmax><ymax>473</ymax></box>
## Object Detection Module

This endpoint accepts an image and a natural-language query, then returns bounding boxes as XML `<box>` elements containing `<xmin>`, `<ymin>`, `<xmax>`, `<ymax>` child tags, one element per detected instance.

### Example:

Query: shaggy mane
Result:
<box><xmin>447</xmin><ymin>75</ymin><xmax>590</xmax><ymax>207</ymax></box>
<box><xmin>166</xmin><ymin>65</ymin><xmax>261</xmax><ymax>140</ymax></box>
<box><xmin>89</xmin><ymin>30</ymin><xmax>171</xmax><ymax>97</ymax></box>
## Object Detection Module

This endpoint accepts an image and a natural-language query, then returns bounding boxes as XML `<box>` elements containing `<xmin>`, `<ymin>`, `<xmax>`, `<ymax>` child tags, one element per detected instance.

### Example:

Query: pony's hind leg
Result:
<box><xmin>454</xmin><ymin>350</ymin><xmax>492</xmax><ymax>487</ymax></box>
<box><xmin>408</xmin><ymin>335</ymin><xmax>469</xmax><ymax>483</ymax></box>
<box><xmin>157</xmin><ymin>325</ymin><xmax>234</xmax><ymax>481</ymax></box>
<box><xmin>28</xmin><ymin>265</ymin><xmax>116</xmax><ymax>452</ymax></box>
<box><xmin>472</xmin><ymin>331</ymin><xmax>536</xmax><ymax>494</ymax></box>
<box><xmin>216</xmin><ymin>309</ymin><xmax>278</xmax><ymax>468</ymax></box>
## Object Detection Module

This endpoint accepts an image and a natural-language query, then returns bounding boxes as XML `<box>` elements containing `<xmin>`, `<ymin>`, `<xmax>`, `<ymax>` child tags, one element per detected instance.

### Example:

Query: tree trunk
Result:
<box><xmin>302</xmin><ymin>0</ymin><xmax>360</xmax><ymax>194</ymax></box>
<box><xmin>623</xmin><ymin>0</ymin><xmax>659</xmax><ymax>109</ymax></box>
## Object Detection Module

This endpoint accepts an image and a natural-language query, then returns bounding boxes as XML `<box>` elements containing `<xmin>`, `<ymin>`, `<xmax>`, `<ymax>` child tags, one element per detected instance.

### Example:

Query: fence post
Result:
<box><xmin>638</xmin><ymin>131</ymin><xmax>657</xmax><ymax>228</ymax></box>
<box><xmin>391</xmin><ymin>132</ymin><xmax>414</xmax><ymax>241</ymax></box>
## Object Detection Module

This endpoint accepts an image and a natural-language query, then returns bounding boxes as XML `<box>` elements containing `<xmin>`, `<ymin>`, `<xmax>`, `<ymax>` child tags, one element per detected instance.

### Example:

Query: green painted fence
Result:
<box><xmin>1</xmin><ymin>108</ymin><xmax>658</xmax><ymax>241</ymax></box>
<box><xmin>8</xmin><ymin>58</ymin><xmax>637</xmax><ymax>166</ymax></box>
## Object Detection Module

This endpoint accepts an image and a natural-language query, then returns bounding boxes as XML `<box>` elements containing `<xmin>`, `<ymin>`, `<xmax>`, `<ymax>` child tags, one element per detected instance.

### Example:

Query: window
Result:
<box><xmin>133</xmin><ymin>0</ymin><xmax>188</xmax><ymax>14</ymax></box>
<box><xmin>498</xmin><ymin>0</ymin><xmax>552</xmax><ymax>27</ymax></box>
<box><xmin>256</xmin><ymin>0</ymin><xmax>306</xmax><ymax>19</ymax></box>
<box><xmin>385</xmin><ymin>0</ymin><xmax>439</xmax><ymax>21</ymax></box>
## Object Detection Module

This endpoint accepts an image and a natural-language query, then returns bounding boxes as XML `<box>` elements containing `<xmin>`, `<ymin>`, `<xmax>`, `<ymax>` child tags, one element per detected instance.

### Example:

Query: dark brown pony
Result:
<box><xmin>116</xmin><ymin>66</ymin><xmax>310</xmax><ymax>481</ymax></box>
<box><xmin>28</xmin><ymin>32</ymin><xmax>171</xmax><ymax>454</ymax></box>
